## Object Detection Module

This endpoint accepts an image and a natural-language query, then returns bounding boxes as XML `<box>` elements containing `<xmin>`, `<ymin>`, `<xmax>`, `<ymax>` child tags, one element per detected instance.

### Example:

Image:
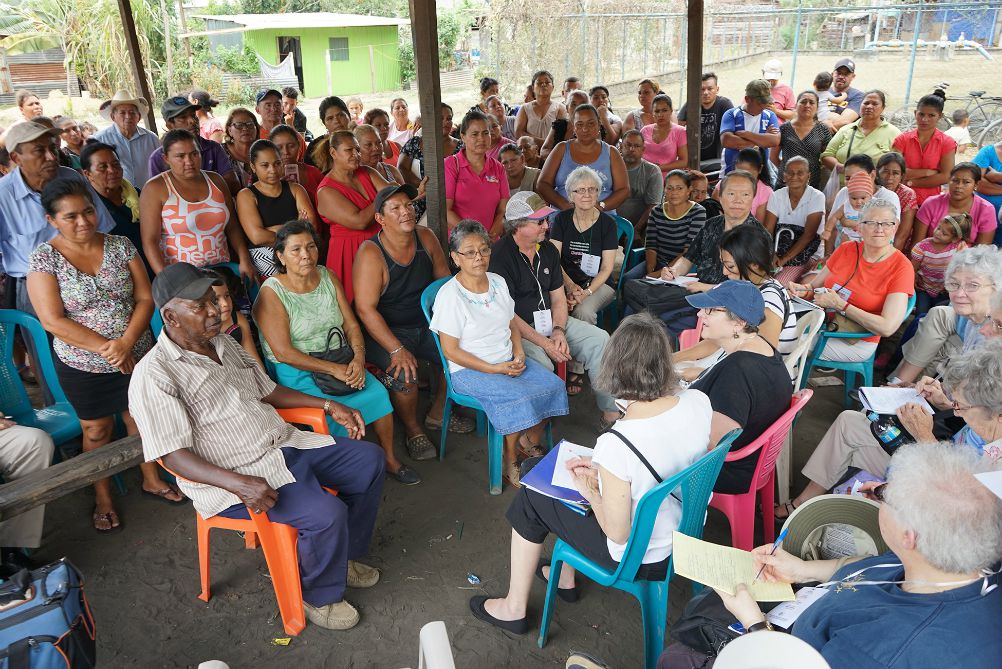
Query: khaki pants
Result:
<box><xmin>569</xmin><ymin>283</ymin><xmax>615</xmax><ymax>325</ymax></box>
<box><xmin>901</xmin><ymin>305</ymin><xmax>962</xmax><ymax>378</ymax></box>
<box><xmin>522</xmin><ymin>317</ymin><xmax>616</xmax><ymax>413</ymax></box>
<box><xmin>0</xmin><ymin>426</ymin><xmax>54</xmax><ymax>548</ymax></box>
<box><xmin>801</xmin><ymin>410</ymin><xmax>891</xmax><ymax>489</ymax></box>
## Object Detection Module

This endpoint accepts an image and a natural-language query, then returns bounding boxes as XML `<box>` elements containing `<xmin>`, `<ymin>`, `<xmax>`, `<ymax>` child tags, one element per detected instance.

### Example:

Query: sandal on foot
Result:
<box><xmin>405</xmin><ymin>434</ymin><xmax>437</xmax><ymax>461</ymax></box>
<box><xmin>424</xmin><ymin>414</ymin><xmax>475</xmax><ymax>434</ymax></box>
<box><xmin>774</xmin><ymin>500</ymin><xmax>798</xmax><ymax>524</ymax></box>
<box><xmin>142</xmin><ymin>484</ymin><xmax>187</xmax><ymax>505</ymax></box>
<box><xmin>469</xmin><ymin>595</ymin><xmax>528</xmax><ymax>635</ymax></box>
<box><xmin>388</xmin><ymin>464</ymin><xmax>422</xmax><ymax>485</ymax></box>
<box><xmin>93</xmin><ymin>508</ymin><xmax>123</xmax><ymax>533</ymax></box>
<box><xmin>517</xmin><ymin>434</ymin><xmax>546</xmax><ymax>460</ymax></box>
<box><xmin>504</xmin><ymin>462</ymin><xmax>522</xmax><ymax>489</ymax></box>
<box><xmin>535</xmin><ymin>561</ymin><xmax>578</xmax><ymax>602</ymax></box>
<box><xmin>566</xmin><ymin>372</ymin><xmax>585</xmax><ymax>396</ymax></box>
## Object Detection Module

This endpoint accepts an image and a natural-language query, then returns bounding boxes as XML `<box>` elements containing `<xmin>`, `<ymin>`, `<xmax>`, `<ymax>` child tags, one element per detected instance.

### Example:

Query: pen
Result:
<box><xmin>752</xmin><ymin>527</ymin><xmax>789</xmax><ymax>583</ymax></box>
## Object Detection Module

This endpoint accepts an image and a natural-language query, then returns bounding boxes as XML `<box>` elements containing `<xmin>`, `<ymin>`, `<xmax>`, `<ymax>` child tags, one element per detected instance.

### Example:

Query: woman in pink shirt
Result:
<box><xmin>892</xmin><ymin>90</ymin><xmax>956</xmax><ymax>205</ymax></box>
<box><xmin>912</xmin><ymin>163</ymin><xmax>997</xmax><ymax>247</ymax></box>
<box><xmin>446</xmin><ymin>110</ymin><xmax>510</xmax><ymax>238</ymax></box>
<box><xmin>640</xmin><ymin>94</ymin><xmax>688</xmax><ymax>176</ymax></box>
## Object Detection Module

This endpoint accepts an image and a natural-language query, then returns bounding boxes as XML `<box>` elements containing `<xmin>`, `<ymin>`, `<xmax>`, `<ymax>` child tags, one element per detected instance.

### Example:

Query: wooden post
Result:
<box><xmin>685</xmin><ymin>0</ymin><xmax>704</xmax><ymax>170</ymax></box>
<box><xmin>369</xmin><ymin>44</ymin><xmax>377</xmax><ymax>94</ymax></box>
<box><xmin>177</xmin><ymin>0</ymin><xmax>192</xmax><ymax>63</ymax></box>
<box><xmin>161</xmin><ymin>0</ymin><xmax>174</xmax><ymax>93</ymax></box>
<box><xmin>407</xmin><ymin>0</ymin><xmax>447</xmax><ymax>252</ymax></box>
<box><xmin>116</xmin><ymin>0</ymin><xmax>158</xmax><ymax>134</ymax></box>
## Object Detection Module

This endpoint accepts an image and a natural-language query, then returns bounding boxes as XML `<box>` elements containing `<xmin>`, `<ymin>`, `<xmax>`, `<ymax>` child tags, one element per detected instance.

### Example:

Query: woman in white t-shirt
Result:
<box><xmin>429</xmin><ymin>220</ymin><xmax>568</xmax><ymax>489</ymax></box>
<box><xmin>468</xmin><ymin>312</ymin><xmax>712</xmax><ymax>636</ymax></box>
<box><xmin>674</xmin><ymin>224</ymin><xmax>798</xmax><ymax>383</ymax></box>
<box><xmin>763</xmin><ymin>156</ymin><xmax>827</xmax><ymax>283</ymax></box>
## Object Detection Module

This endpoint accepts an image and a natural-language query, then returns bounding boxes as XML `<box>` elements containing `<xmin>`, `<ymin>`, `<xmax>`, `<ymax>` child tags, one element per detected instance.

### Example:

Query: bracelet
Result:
<box><xmin>323</xmin><ymin>399</ymin><xmax>333</xmax><ymax>415</ymax></box>
<box><xmin>552</xmin><ymin>325</ymin><xmax>566</xmax><ymax>334</ymax></box>
<box><xmin>388</xmin><ymin>345</ymin><xmax>404</xmax><ymax>356</ymax></box>
<box><xmin>746</xmin><ymin>620</ymin><xmax>774</xmax><ymax>633</ymax></box>
<box><xmin>586</xmin><ymin>287</ymin><xmax>593</xmax><ymax>295</ymax></box>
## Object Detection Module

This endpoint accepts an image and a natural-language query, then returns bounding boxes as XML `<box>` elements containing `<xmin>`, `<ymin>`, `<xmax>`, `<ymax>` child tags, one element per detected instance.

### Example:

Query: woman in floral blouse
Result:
<box><xmin>27</xmin><ymin>178</ymin><xmax>183</xmax><ymax>534</ymax></box>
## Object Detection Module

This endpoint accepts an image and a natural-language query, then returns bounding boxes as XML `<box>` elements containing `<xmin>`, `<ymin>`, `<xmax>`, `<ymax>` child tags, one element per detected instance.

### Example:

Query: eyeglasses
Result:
<box><xmin>699</xmin><ymin>307</ymin><xmax>729</xmax><ymax>315</ymax></box>
<box><xmin>571</xmin><ymin>187</ymin><xmax>599</xmax><ymax>195</ymax></box>
<box><xmin>984</xmin><ymin>317</ymin><xmax>1002</xmax><ymax>333</ymax></box>
<box><xmin>945</xmin><ymin>281</ymin><xmax>993</xmax><ymax>293</ymax></box>
<box><xmin>859</xmin><ymin>220</ymin><xmax>897</xmax><ymax>229</ymax></box>
<box><xmin>230</xmin><ymin>122</ymin><xmax>257</xmax><ymax>130</ymax></box>
<box><xmin>944</xmin><ymin>389</ymin><xmax>982</xmax><ymax>412</ymax></box>
<box><xmin>453</xmin><ymin>248</ymin><xmax>492</xmax><ymax>259</ymax></box>
<box><xmin>872</xmin><ymin>483</ymin><xmax>888</xmax><ymax>502</ymax></box>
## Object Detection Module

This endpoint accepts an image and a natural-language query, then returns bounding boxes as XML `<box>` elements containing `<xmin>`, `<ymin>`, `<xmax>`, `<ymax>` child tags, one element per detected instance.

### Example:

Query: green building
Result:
<box><xmin>194</xmin><ymin>12</ymin><xmax>408</xmax><ymax>96</ymax></box>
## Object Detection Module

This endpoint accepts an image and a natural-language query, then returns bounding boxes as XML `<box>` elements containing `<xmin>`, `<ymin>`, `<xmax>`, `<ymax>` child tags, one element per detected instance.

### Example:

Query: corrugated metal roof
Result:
<box><xmin>190</xmin><ymin>12</ymin><xmax>409</xmax><ymax>30</ymax></box>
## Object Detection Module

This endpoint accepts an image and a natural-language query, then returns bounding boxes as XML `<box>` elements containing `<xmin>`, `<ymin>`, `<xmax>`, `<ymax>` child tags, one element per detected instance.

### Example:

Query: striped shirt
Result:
<box><xmin>128</xmin><ymin>332</ymin><xmax>332</xmax><ymax>518</ymax></box>
<box><xmin>759</xmin><ymin>279</ymin><xmax>797</xmax><ymax>355</ymax></box>
<box><xmin>646</xmin><ymin>201</ymin><xmax>707</xmax><ymax>268</ymax></box>
<box><xmin>911</xmin><ymin>238</ymin><xmax>961</xmax><ymax>296</ymax></box>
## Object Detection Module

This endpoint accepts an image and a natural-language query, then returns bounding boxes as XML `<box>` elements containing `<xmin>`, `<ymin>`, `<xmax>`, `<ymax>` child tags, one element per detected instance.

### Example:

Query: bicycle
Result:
<box><xmin>977</xmin><ymin>116</ymin><xmax>1002</xmax><ymax>150</ymax></box>
<box><xmin>888</xmin><ymin>82</ymin><xmax>1002</xmax><ymax>141</ymax></box>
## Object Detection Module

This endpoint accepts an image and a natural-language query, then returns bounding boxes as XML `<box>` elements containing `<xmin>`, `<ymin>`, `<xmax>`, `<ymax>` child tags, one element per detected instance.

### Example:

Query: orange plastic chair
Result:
<box><xmin>708</xmin><ymin>390</ymin><xmax>813</xmax><ymax>551</ymax></box>
<box><xmin>159</xmin><ymin>407</ymin><xmax>336</xmax><ymax>636</ymax></box>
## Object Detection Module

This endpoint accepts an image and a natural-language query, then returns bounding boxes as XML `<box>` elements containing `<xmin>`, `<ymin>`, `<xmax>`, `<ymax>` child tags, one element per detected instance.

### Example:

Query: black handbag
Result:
<box><xmin>308</xmin><ymin>327</ymin><xmax>355</xmax><ymax>396</ymax></box>
<box><xmin>669</xmin><ymin>587</ymin><xmax>741</xmax><ymax>657</ymax></box>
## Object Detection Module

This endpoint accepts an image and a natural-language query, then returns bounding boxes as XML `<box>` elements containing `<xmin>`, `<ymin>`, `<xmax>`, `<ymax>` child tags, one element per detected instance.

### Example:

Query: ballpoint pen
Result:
<box><xmin>752</xmin><ymin>526</ymin><xmax>789</xmax><ymax>583</ymax></box>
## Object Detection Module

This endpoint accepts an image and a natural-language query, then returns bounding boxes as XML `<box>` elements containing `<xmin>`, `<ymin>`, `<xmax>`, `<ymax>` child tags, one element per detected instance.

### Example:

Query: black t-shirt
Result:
<box><xmin>488</xmin><ymin>234</ymin><xmax>563</xmax><ymax>323</ymax></box>
<box><xmin>549</xmin><ymin>209</ymin><xmax>618</xmax><ymax>287</ymax></box>
<box><xmin>691</xmin><ymin>349</ymin><xmax>793</xmax><ymax>494</ymax></box>
<box><xmin>699</xmin><ymin>198</ymin><xmax>723</xmax><ymax>220</ymax></box>
<box><xmin>683</xmin><ymin>215</ymin><xmax>768</xmax><ymax>284</ymax></box>
<box><xmin>678</xmin><ymin>96</ymin><xmax>734</xmax><ymax>161</ymax></box>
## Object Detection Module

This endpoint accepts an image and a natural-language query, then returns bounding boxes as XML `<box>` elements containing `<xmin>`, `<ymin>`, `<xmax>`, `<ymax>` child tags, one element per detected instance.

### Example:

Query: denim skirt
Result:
<box><xmin>451</xmin><ymin>359</ymin><xmax>568</xmax><ymax>435</ymax></box>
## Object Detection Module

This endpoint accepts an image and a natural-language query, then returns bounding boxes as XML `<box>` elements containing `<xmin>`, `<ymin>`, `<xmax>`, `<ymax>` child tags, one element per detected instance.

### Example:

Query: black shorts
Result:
<box><xmin>364</xmin><ymin>326</ymin><xmax>441</xmax><ymax>377</ymax></box>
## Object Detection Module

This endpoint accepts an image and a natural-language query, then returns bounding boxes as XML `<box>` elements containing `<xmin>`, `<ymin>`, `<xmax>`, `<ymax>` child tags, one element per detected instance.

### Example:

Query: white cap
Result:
<box><xmin>716</xmin><ymin>631</ymin><xmax>831</xmax><ymax>668</ymax></box>
<box><xmin>504</xmin><ymin>191</ymin><xmax>555</xmax><ymax>222</ymax></box>
<box><xmin>762</xmin><ymin>59</ymin><xmax>783</xmax><ymax>80</ymax></box>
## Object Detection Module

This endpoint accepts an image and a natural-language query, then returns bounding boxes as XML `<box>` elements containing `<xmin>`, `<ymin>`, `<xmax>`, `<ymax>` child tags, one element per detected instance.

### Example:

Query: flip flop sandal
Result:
<box><xmin>566</xmin><ymin>372</ymin><xmax>585</xmax><ymax>396</ymax></box>
<box><xmin>93</xmin><ymin>508</ymin><xmax>124</xmax><ymax>534</ymax></box>
<box><xmin>517</xmin><ymin>434</ymin><xmax>546</xmax><ymax>460</ymax></box>
<box><xmin>504</xmin><ymin>462</ymin><xmax>522</xmax><ymax>489</ymax></box>
<box><xmin>424</xmin><ymin>414</ymin><xmax>475</xmax><ymax>434</ymax></box>
<box><xmin>142</xmin><ymin>485</ymin><xmax>187</xmax><ymax>505</ymax></box>
<box><xmin>774</xmin><ymin>500</ymin><xmax>798</xmax><ymax>525</ymax></box>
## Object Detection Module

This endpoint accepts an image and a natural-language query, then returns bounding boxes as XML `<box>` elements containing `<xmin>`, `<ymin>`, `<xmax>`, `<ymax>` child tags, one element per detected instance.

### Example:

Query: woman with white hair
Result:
<box><xmin>890</xmin><ymin>244</ymin><xmax>1002</xmax><ymax>384</ymax></box>
<box><xmin>788</xmin><ymin>197</ymin><xmax>914</xmax><ymax>363</ymax></box>
<box><xmin>715</xmin><ymin>441</ymin><xmax>1002</xmax><ymax>668</ymax></box>
<box><xmin>778</xmin><ymin>337</ymin><xmax>1002</xmax><ymax>518</ymax></box>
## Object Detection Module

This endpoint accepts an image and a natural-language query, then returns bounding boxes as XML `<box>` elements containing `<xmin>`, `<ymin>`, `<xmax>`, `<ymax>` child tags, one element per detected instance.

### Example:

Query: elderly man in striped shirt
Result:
<box><xmin>129</xmin><ymin>263</ymin><xmax>384</xmax><ymax>631</ymax></box>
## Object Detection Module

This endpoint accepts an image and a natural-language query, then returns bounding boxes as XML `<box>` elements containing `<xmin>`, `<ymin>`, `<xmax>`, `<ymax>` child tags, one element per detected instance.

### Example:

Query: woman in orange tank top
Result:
<box><xmin>316</xmin><ymin>130</ymin><xmax>392</xmax><ymax>301</ymax></box>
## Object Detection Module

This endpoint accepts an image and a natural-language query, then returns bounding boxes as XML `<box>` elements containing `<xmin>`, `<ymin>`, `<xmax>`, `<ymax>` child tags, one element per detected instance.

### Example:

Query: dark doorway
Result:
<box><xmin>277</xmin><ymin>36</ymin><xmax>304</xmax><ymax>93</ymax></box>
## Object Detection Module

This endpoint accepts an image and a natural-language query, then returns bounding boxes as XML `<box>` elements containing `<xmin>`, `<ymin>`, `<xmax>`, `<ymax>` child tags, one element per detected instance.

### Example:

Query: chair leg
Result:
<box><xmin>197</xmin><ymin>518</ymin><xmax>212</xmax><ymax>603</ymax></box>
<box><xmin>254</xmin><ymin>522</ymin><xmax>307</xmax><ymax>636</ymax></box>
<box><xmin>475</xmin><ymin>409</ymin><xmax>486</xmax><ymax>437</ymax></box>
<box><xmin>537</xmin><ymin>558</ymin><xmax>564</xmax><ymax>648</ymax></box>
<box><xmin>636</xmin><ymin>581</ymin><xmax>669</xmax><ymax>669</ymax></box>
<box><xmin>843</xmin><ymin>370</ymin><xmax>857</xmax><ymax>408</ymax></box>
<box><xmin>244</xmin><ymin>531</ymin><xmax>259</xmax><ymax>550</ymax></box>
<box><xmin>862</xmin><ymin>362</ymin><xmax>874</xmax><ymax>391</ymax></box>
<box><xmin>487</xmin><ymin>424</ymin><xmax>503</xmax><ymax>496</ymax></box>
<box><xmin>760</xmin><ymin>476</ymin><xmax>776</xmax><ymax>544</ymax></box>
<box><xmin>112</xmin><ymin>473</ymin><xmax>128</xmax><ymax>495</ymax></box>
<box><xmin>544</xmin><ymin>421</ymin><xmax>553</xmax><ymax>449</ymax></box>
<box><xmin>438</xmin><ymin>399</ymin><xmax>453</xmax><ymax>461</ymax></box>
<box><xmin>730</xmin><ymin>496</ymin><xmax>757</xmax><ymax>552</ymax></box>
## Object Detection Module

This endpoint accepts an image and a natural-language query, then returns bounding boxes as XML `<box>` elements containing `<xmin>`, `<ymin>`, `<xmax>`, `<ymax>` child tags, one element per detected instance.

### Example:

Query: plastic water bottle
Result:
<box><xmin>868</xmin><ymin>411</ymin><xmax>902</xmax><ymax>445</ymax></box>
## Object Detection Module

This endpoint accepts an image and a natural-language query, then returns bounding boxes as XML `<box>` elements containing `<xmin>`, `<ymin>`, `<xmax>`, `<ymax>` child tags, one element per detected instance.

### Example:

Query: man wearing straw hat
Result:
<box><xmin>93</xmin><ymin>90</ymin><xmax>160</xmax><ymax>188</ymax></box>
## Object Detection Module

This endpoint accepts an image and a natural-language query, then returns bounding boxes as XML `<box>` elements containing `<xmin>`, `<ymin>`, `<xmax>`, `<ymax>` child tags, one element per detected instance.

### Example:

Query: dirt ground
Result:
<box><xmin>28</xmin><ymin>375</ymin><xmax>842</xmax><ymax>669</ymax></box>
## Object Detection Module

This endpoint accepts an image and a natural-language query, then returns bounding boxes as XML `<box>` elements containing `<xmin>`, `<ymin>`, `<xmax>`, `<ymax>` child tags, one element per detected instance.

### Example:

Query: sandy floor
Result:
<box><xmin>28</xmin><ymin>375</ymin><xmax>842</xmax><ymax>669</ymax></box>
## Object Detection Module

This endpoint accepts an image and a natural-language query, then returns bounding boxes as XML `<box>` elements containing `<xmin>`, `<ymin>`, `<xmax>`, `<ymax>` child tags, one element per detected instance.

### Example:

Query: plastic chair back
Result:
<box><xmin>677</xmin><ymin>316</ymin><xmax>705</xmax><ymax>351</ymax></box>
<box><xmin>784</xmin><ymin>310</ymin><xmax>824</xmax><ymax>387</ymax></box>
<box><xmin>420</xmin><ymin>278</ymin><xmax>462</xmax><ymax>406</ymax></box>
<box><xmin>724</xmin><ymin>390</ymin><xmax>813</xmax><ymax>492</ymax></box>
<box><xmin>612</xmin><ymin>215</ymin><xmax>636</xmax><ymax>293</ymax></box>
<box><xmin>417</xmin><ymin>621</ymin><xmax>456</xmax><ymax>669</ymax></box>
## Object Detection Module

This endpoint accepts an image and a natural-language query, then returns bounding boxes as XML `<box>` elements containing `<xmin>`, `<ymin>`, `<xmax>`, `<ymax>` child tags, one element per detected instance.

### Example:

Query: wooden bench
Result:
<box><xmin>0</xmin><ymin>435</ymin><xmax>144</xmax><ymax>521</ymax></box>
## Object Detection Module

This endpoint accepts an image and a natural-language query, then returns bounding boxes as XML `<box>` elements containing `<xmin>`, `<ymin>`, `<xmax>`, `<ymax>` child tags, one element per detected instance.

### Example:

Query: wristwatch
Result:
<box><xmin>746</xmin><ymin>620</ymin><xmax>774</xmax><ymax>633</ymax></box>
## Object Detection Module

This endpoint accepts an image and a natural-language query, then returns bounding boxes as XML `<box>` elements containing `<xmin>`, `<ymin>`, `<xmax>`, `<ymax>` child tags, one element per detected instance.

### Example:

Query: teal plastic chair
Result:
<box><xmin>420</xmin><ymin>278</ymin><xmax>548</xmax><ymax>495</ymax></box>
<box><xmin>598</xmin><ymin>215</ymin><xmax>636</xmax><ymax>329</ymax></box>
<box><xmin>537</xmin><ymin>429</ymin><xmax>742</xmax><ymax>669</ymax></box>
<box><xmin>0</xmin><ymin>310</ymin><xmax>81</xmax><ymax>446</ymax></box>
<box><xmin>150</xmin><ymin>261</ymin><xmax>257</xmax><ymax>337</ymax></box>
<box><xmin>799</xmin><ymin>293</ymin><xmax>916</xmax><ymax>407</ymax></box>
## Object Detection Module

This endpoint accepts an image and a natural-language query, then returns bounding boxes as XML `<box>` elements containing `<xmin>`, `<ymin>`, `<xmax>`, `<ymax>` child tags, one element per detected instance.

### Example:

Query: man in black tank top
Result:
<box><xmin>355</xmin><ymin>185</ymin><xmax>473</xmax><ymax>463</ymax></box>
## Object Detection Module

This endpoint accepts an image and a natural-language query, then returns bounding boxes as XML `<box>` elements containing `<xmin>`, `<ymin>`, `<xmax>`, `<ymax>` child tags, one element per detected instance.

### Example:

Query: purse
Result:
<box><xmin>308</xmin><ymin>327</ymin><xmax>355</xmax><ymax>396</ymax></box>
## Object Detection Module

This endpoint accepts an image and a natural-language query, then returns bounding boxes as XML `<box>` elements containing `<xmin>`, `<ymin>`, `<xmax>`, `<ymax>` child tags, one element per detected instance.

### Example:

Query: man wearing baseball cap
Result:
<box><xmin>256</xmin><ymin>88</ymin><xmax>307</xmax><ymax>160</ymax></box>
<box><xmin>93</xmin><ymin>90</ymin><xmax>160</xmax><ymax>187</ymax></box>
<box><xmin>353</xmin><ymin>184</ymin><xmax>464</xmax><ymax>468</ymax></box>
<box><xmin>719</xmin><ymin>79</ymin><xmax>781</xmax><ymax>174</ymax></box>
<box><xmin>761</xmin><ymin>58</ymin><xmax>796</xmax><ymax>123</ymax></box>
<box><xmin>828</xmin><ymin>57</ymin><xmax>865</xmax><ymax>131</ymax></box>
<box><xmin>147</xmin><ymin>95</ymin><xmax>239</xmax><ymax>195</ymax></box>
<box><xmin>130</xmin><ymin>262</ymin><xmax>386</xmax><ymax>631</ymax></box>
<box><xmin>0</xmin><ymin>121</ymin><xmax>116</xmax><ymax>401</ymax></box>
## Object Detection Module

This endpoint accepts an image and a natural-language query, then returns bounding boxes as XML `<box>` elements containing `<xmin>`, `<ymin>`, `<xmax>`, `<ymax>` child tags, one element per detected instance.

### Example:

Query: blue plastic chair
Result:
<box><xmin>799</xmin><ymin>293</ymin><xmax>917</xmax><ymax>407</ymax></box>
<box><xmin>597</xmin><ymin>215</ymin><xmax>636</xmax><ymax>329</ymax></box>
<box><xmin>420</xmin><ymin>278</ymin><xmax>549</xmax><ymax>495</ymax></box>
<box><xmin>0</xmin><ymin>310</ymin><xmax>82</xmax><ymax>446</ymax></box>
<box><xmin>150</xmin><ymin>261</ymin><xmax>257</xmax><ymax>337</ymax></box>
<box><xmin>537</xmin><ymin>429</ymin><xmax>741</xmax><ymax>669</ymax></box>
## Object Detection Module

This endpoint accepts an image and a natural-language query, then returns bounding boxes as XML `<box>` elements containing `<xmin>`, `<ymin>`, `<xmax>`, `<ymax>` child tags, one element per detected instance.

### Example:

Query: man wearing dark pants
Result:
<box><xmin>129</xmin><ymin>263</ymin><xmax>384</xmax><ymax>630</ymax></box>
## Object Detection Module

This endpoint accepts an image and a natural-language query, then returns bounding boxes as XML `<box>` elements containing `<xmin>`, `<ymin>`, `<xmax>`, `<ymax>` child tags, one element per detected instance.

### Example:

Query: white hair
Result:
<box><xmin>884</xmin><ymin>441</ymin><xmax>1002</xmax><ymax>573</ymax></box>
<box><xmin>943</xmin><ymin>338</ymin><xmax>1002</xmax><ymax>416</ymax></box>
<box><xmin>945</xmin><ymin>244</ymin><xmax>1002</xmax><ymax>286</ymax></box>
<box><xmin>859</xmin><ymin>197</ymin><xmax>899</xmax><ymax>224</ymax></box>
<box><xmin>565</xmin><ymin>165</ymin><xmax>603</xmax><ymax>196</ymax></box>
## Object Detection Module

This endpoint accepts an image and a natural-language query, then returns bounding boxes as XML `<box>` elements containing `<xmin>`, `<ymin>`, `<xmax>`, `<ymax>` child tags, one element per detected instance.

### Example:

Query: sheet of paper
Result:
<box><xmin>767</xmin><ymin>586</ymin><xmax>830</xmax><ymax>628</ymax></box>
<box><xmin>639</xmin><ymin>275</ymin><xmax>697</xmax><ymax>287</ymax></box>
<box><xmin>975</xmin><ymin>471</ymin><xmax>1002</xmax><ymax>502</ymax></box>
<box><xmin>551</xmin><ymin>441</ymin><xmax>594</xmax><ymax>490</ymax></box>
<box><xmin>858</xmin><ymin>387</ymin><xmax>934</xmax><ymax>415</ymax></box>
<box><xmin>671</xmin><ymin>532</ymin><xmax>796</xmax><ymax>601</ymax></box>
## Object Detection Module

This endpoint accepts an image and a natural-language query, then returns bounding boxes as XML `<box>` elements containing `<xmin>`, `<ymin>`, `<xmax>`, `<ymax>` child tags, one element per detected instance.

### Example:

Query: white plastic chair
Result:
<box><xmin>776</xmin><ymin>310</ymin><xmax>825</xmax><ymax>504</ymax></box>
<box><xmin>417</xmin><ymin>621</ymin><xmax>456</xmax><ymax>669</ymax></box>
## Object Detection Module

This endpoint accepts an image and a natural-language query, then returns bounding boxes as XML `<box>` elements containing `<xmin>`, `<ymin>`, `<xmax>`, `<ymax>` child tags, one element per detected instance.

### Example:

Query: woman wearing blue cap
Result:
<box><xmin>685</xmin><ymin>280</ymin><xmax>793</xmax><ymax>493</ymax></box>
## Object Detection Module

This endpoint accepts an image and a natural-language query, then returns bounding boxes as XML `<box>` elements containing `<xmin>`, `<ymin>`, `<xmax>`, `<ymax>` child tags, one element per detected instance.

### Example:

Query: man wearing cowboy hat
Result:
<box><xmin>93</xmin><ymin>90</ymin><xmax>161</xmax><ymax>188</ymax></box>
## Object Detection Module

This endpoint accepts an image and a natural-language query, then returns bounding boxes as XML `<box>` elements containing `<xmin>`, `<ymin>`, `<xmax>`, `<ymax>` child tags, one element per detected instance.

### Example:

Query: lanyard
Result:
<box><xmin>522</xmin><ymin>248</ymin><xmax>547</xmax><ymax>311</ymax></box>
<box><xmin>817</xmin><ymin>562</ymin><xmax>999</xmax><ymax>596</ymax></box>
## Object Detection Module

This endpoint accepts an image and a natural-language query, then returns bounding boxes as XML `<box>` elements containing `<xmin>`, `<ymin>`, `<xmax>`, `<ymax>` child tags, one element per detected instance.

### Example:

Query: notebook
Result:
<box><xmin>520</xmin><ymin>440</ymin><xmax>592</xmax><ymax>515</ymax></box>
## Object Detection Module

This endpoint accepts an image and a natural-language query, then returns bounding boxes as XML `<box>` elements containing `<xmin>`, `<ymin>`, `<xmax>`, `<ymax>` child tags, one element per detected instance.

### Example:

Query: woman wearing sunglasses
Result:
<box><xmin>787</xmin><ymin>197</ymin><xmax>914</xmax><ymax>364</ymax></box>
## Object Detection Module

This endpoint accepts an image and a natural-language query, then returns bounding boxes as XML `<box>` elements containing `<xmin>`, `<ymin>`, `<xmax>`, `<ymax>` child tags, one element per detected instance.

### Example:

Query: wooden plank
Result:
<box><xmin>116</xmin><ymin>0</ymin><xmax>159</xmax><ymax>134</ymax></box>
<box><xmin>407</xmin><ymin>0</ymin><xmax>447</xmax><ymax>253</ymax></box>
<box><xmin>0</xmin><ymin>436</ymin><xmax>144</xmax><ymax>521</ymax></box>
<box><xmin>686</xmin><ymin>0</ymin><xmax>704</xmax><ymax>170</ymax></box>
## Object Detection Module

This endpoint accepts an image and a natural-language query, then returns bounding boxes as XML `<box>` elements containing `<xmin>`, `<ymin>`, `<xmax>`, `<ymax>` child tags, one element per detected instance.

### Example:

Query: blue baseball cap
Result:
<box><xmin>685</xmin><ymin>280</ymin><xmax>765</xmax><ymax>326</ymax></box>
<box><xmin>255</xmin><ymin>88</ymin><xmax>282</xmax><ymax>105</ymax></box>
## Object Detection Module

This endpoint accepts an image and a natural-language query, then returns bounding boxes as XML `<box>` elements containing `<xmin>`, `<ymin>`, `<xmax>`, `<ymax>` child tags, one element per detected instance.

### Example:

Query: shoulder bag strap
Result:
<box><xmin>607</xmin><ymin>428</ymin><xmax>685</xmax><ymax>504</ymax></box>
<box><xmin>844</xmin><ymin>125</ymin><xmax>859</xmax><ymax>160</ymax></box>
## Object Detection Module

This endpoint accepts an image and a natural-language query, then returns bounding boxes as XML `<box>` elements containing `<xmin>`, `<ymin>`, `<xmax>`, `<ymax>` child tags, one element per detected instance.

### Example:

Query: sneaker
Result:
<box><xmin>304</xmin><ymin>600</ymin><xmax>360</xmax><ymax>630</ymax></box>
<box><xmin>347</xmin><ymin>560</ymin><xmax>380</xmax><ymax>588</ymax></box>
<box><xmin>405</xmin><ymin>434</ymin><xmax>437</xmax><ymax>461</ymax></box>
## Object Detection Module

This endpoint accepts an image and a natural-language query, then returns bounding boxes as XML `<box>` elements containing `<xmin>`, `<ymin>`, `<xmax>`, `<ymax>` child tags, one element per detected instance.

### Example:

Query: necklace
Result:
<box><xmin>457</xmin><ymin>276</ymin><xmax>497</xmax><ymax>308</ymax></box>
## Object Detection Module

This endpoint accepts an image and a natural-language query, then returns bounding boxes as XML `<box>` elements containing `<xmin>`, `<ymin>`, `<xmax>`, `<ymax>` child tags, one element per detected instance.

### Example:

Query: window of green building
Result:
<box><xmin>329</xmin><ymin>37</ymin><xmax>349</xmax><ymax>61</ymax></box>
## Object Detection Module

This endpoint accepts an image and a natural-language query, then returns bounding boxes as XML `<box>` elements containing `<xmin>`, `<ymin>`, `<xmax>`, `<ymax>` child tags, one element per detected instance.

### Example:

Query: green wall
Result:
<box><xmin>245</xmin><ymin>25</ymin><xmax>401</xmax><ymax>97</ymax></box>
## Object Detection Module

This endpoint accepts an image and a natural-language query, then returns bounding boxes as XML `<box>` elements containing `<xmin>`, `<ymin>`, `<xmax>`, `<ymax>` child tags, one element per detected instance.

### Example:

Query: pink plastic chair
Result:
<box><xmin>677</xmin><ymin>316</ymin><xmax>705</xmax><ymax>350</ymax></box>
<box><xmin>708</xmin><ymin>389</ymin><xmax>814</xmax><ymax>551</ymax></box>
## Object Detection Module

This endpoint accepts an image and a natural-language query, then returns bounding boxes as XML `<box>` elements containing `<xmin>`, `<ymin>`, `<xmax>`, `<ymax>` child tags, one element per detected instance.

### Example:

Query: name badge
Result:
<box><xmin>284</xmin><ymin>163</ymin><xmax>300</xmax><ymax>183</ymax></box>
<box><xmin>579</xmin><ymin>253</ymin><xmax>601</xmax><ymax>278</ymax></box>
<box><xmin>832</xmin><ymin>283</ymin><xmax>852</xmax><ymax>301</ymax></box>
<box><xmin>533</xmin><ymin>309</ymin><xmax>554</xmax><ymax>337</ymax></box>
<box><xmin>486</xmin><ymin>175</ymin><xmax>499</xmax><ymax>183</ymax></box>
